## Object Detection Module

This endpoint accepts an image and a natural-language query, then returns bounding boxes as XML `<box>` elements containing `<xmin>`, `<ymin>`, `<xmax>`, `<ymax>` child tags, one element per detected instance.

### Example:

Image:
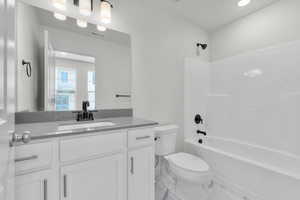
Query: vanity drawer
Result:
<box><xmin>15</xmin><ymin>142</ymin><xmax>54</xmax><ymax>175</ymax></box>
<box><xmin>128</xmin><ymin>128</ymin><xmax>154</xmax><ymax>148</ymax></box>
<box><xmin>60</xmin><ymin>132</ymin><xmax>126</xmax><ymax>162</ymax></box>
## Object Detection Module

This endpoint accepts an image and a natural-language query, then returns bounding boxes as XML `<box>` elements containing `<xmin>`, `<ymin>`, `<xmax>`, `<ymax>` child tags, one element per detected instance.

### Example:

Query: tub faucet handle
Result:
<box><xmin>194</xmin><ymin>114</ymin><xmax>203</xmax><ymax>124</ymax></box>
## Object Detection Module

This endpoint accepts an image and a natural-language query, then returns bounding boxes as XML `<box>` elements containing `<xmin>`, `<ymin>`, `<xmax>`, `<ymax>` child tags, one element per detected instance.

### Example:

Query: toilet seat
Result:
<box><xmin>165</xmin><ymin>152</ymin><xmax>211</xmax><ymax>183</ymax></box>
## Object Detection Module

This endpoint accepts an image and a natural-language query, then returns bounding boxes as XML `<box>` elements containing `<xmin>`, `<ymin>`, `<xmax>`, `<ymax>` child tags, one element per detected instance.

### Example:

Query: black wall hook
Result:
<box><xmin>22</xmin><ymin>60</ymin><xmax>32</xmax><ymax>77</ymax></box>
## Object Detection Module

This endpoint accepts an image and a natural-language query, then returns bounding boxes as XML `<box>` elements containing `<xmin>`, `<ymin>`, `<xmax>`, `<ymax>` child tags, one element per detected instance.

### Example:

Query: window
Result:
<box><xmin>55</xmin><ymin>95</ymin><xmax>70</xmax><ymax>110</ymax></box>
<box><xmin>61</xmin><ymin>71</ymin><xmax>68</xmax><ymax>82</ymax></box>
<box><xmin>55</xmin><ymin>67</ymin><xmax>76</xmax><ymax>111</ymax></box>
<box><xmin>88</xmin><ymin>71</ymin><xmax>96</xmax><ymax>109</ymax></box>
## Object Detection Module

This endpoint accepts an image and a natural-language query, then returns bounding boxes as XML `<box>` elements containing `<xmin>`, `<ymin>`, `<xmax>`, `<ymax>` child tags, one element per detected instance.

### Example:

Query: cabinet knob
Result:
<box><xmin>22</xmin><ymin>131</ymin><xmax>31</xmax><ymax>144</ymax></box>
<box><xmin>10</xmin><ymin>131</ymin><xmax>31</xmax><ymax>146</ymax></box>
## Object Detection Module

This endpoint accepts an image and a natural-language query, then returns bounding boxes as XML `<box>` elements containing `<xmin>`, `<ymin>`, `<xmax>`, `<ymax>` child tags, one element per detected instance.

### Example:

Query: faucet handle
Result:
<box><xmin>72</xmin><ymin>111</ymin><xmax>83</xmax><ymax>121</ymax></box>
<box><xmin>77</xmin><ymin>113</ymin><xmax>83</xmax><ymax>121</ymax></box>
<box><xmin>88</xmin><ymin>112</ymin><xmax>94</xmax><ymax>120</ymax></box>
<box><xmin>194</xmin><ymin>114</ymin><xmax>204</xmax><ymax>124</ymax></box>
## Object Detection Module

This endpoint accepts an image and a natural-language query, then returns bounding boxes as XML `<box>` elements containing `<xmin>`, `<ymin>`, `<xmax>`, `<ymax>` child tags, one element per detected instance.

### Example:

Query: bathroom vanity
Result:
<box><xmin>14</xmin><ymin>118</ymin><xmax>157</xmax><ymax>200</ymax></box>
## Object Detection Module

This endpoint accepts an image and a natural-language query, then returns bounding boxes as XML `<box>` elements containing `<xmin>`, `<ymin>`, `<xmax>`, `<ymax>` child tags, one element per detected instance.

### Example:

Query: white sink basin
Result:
<box><xmin>58</xmin><ymin>121</ymin><xmax>116</xmax><ymax>131</ymax></box>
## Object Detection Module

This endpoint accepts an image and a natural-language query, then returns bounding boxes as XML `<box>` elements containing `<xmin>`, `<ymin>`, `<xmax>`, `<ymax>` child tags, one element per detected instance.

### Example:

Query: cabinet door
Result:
<box><xmin>15</xmin><ymin>170</ymin><xmax>58</xmax><ymax>200</ymax></box>
<box><xmin>61</xmin><ymin>154</ymin><xmax>126</xmax><ymax>200</ymax></box>
<box><xmin>128</xmin><ymin>146</ymin><xmax>155</xmax><ymax>200</ymax></box>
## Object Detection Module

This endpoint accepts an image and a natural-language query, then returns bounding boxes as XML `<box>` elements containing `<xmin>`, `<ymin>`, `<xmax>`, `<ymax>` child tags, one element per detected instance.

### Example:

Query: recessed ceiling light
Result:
<box><xmin>238</xmin><ymin>0</ymin><xmax>251</xmax><ymax>7</ymax></box>
<box><xmin>54</xmin><ymin>13</ymin><xmax>66</xmax><ymax>21</ymax></box>
<box><xmin>243</xmin><ymin>69</ymin><xmax>263</xmax><ymax>78</ymax></box>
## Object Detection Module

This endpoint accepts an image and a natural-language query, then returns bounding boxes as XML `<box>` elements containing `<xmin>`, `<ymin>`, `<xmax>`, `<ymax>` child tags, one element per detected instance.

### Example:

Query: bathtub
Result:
<box><xmin>185</xmin><ymin>136</ymin><xmax>300</xmax><ymax>180</ymax></box>
<box><xmin>185</xmin><ymin>136</ymin><xmax>300</xmax><ymax>200</ymax></box>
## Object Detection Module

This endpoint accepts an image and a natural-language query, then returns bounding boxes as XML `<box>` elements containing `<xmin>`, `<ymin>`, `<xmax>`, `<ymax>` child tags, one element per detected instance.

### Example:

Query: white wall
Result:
<box><xmin>112</xmin><ymin>1</ymin><xmax>210</xmax><ymax>151</ymax></box>
<box><xmin>211</xmin><ymin>0</ymin><xmax>300</xmax><ymax>61</ymax></box>
<box><xmin>45</xmin><ymin>26</ymin><xmax>132</xmax><ymax>110</ymax></box>
<box><xmin>17</xmin><ymin>2</ymin><xmax>42</xmax><ymax>111</ymax></box>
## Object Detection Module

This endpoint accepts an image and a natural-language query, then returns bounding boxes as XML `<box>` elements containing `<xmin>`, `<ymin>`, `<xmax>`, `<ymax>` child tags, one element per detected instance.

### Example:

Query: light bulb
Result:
<box><xmin>100</xmin><ymin>0</ymin><xmax>112</xmax><ymax>24</ymax></box>
<box><xmin>97</xmin><ymin>25</ymin><xmax>106</xmax><ymax>32</ymax></box>
<box><xmin>52</xmin><ymin>0</ymin><xmax>66</xmax><ymax>10</ymax></box>
<box><xmin>79</xmin><ymin>0</ymin><xmax>92</xmax><ymax>16</ymax></box>
<box><xmin>77</xmin><ymin>19</ymin><xmax>88</xmax><ymax>28</ymax></box>
<box><xmin>54</xmin><ymin>13</ymin><xmax>66</xmax><ymax>21</ymax></box>
<box><xmin>238</xmin><ymin>0</ymin><xmax>251</xmax><ymax>7</ymax></box>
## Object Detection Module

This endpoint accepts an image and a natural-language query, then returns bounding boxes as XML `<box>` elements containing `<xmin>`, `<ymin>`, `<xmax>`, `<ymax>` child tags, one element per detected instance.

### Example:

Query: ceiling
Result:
<box><xmin>148</xmin><ymin>0</ymin><xmax>280</xmax><ymax>31</ymax></box>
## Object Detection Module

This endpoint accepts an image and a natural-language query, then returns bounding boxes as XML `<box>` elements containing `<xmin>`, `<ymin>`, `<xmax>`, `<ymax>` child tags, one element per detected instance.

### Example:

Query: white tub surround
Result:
<box><xmin>184</xmin><ymin>40</ymin><xmax>300</xmax><ymax>200</ymax></box>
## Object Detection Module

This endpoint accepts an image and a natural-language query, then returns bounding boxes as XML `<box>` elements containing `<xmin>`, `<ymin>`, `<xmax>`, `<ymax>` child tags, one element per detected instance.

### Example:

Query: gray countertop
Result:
<box><xmin>16</xmin><ymin>117</ymin><xmax>159</xmax><ymax>141</ymax></box>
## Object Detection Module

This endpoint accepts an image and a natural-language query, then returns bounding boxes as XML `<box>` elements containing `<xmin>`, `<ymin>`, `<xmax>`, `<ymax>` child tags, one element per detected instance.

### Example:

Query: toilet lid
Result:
<box><xmin>165</xmin><ymin>152</ymin><xmax>210</xmax><ymax>172</ymax></box>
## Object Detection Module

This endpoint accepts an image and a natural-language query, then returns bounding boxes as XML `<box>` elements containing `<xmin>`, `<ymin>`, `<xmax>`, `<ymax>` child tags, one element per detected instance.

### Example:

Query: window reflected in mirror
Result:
<box><xmin>53</xmin><ymin>53</ymin><xmax>95</xmax><ymax>111</ymax></box>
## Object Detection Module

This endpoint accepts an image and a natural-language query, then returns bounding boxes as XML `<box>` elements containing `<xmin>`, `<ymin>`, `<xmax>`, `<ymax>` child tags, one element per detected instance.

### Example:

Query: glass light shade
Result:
<box><xmin>79</xmin><ymin>0</ymin><xmax>92</xmax><ymax>16</ymax></box>
<box><xmin>100</xmin><ymin>1</ymin><xmax>111</xmax><ymax>24</ymax></box>
<box><xmin>97</xmin><ymin>25</ymin><xmax>107</xmax><ymax>32</ymax></box>
<box><xmin>238</xmin><ymin>0</ymin><xmax>251</xmax><ymax>7</ymax></box>
<box><xmin>52</xmin><ymin>0</ymin><xmax>66</xmax><ymax>10</ymax></box>
<box><xmin>76</xmin><ymin>19</ymin><xmax>88</xmax><ymax>28</ymax></box>
<box><xmin>54</xmin><ymin>13</ymin><xmax>66</xmax><ymax>21</ymax></box>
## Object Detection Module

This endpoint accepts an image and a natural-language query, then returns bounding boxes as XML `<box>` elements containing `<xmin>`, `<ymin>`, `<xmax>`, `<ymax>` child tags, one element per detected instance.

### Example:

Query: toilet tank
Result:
<box><xmin>154</xmin><ymin>125</ymin><xmax>178</xmax><ymax>156</ymax></box>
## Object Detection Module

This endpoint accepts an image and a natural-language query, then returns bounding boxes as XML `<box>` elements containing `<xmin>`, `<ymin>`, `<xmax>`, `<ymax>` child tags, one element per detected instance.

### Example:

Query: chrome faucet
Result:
<box><xmin>73</xmin><ymin>101</ymin><xmax>96</xmax><ymax>121</ymax></box>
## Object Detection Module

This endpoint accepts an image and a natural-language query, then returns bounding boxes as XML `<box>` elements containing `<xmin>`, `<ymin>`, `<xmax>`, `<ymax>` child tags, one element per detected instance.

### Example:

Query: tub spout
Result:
<box><xmin>197</xmin><ymin>130</ymin><xmax>207</xmax><ymax>136</ymax></box>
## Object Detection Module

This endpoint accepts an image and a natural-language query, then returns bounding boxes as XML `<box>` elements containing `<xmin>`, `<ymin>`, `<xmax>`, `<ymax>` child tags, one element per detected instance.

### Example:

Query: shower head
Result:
<box><xmin>197</xmin><ymin>43</ymin><xmax>208</xmax><ymax>50</ymax></box>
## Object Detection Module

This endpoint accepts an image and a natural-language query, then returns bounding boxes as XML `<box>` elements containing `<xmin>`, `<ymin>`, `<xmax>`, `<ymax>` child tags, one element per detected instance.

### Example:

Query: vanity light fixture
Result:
<box><xmin>52</xmin><ymin>0</ymin><xmax>114</xmax><ymax>29</ymax></box>
<box><xmin>100</xmin><ymin>0</ymin><xmax>113</xmax><ymax>24</ymax></box>
<box><xmin>54</xmin><ymin>13</ymin><xmax>67</xmax><ymax>21</ymax></box>
<box><xmin>97</xmin><ymin>25</ymin><xmax>107</xmax><ymax>31</ymax></box>
<box><xmin>77</xmin><ymin>19</ymin><xmax>88</xmax><ymax>28</ymax></box>
<box><xmin>52</xmin><ymin>0</ymin><xmax>66</xmax><ymax>10</ymax></box>
<box><xmin>79</xmin><ymin>0</ymin><xmax>92</xmax><ymax>16</ymax></box>
<box><xmin>238</xmin><ymin>0</ymin><xmax>251</xmax><ymax>7</ymax></box>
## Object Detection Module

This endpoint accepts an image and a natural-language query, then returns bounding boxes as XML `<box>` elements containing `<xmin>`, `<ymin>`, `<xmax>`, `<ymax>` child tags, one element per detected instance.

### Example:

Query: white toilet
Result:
<box><xmin>154</xmin><ymin>125</ymin><xmax>211</xmax><ymax>184</ymax></box>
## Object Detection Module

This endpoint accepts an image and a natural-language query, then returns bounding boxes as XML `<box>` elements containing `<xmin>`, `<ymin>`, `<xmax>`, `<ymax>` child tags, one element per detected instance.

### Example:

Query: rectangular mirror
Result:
<box><xmin>17</xmin><ymin>2</ymin><xmax>132</xmax><ymax>112</ymax></box>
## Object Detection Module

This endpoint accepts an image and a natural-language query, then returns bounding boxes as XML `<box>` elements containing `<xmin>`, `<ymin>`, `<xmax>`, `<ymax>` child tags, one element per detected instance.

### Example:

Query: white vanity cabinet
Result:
<box><xmin>59</xmin><ymin>132</ymin><xmax>127</xmax><ymax>200</ymax></box>
<box><xmin>14</xmin><ymin>127</ymin><xmax>155</xmax><ymax>200</ymax></box>
<box><xmin>15</xmin><ymin>170</ymin><xmax>58</xmax><ymax>200</ymax></box>
<box><xmin>14</xmin><ymin>141</ymin><xmax>58</xmax><ymax>200</ymax></box>
<box><xmin>61</xmin><ymin>154</ymin><xmax>126</xmax><ymax>200</ymax></box>
<box><xmin>127</xmin><ymin>129</ymin><xmax>155</xmax><ymax>200</ymax></box>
